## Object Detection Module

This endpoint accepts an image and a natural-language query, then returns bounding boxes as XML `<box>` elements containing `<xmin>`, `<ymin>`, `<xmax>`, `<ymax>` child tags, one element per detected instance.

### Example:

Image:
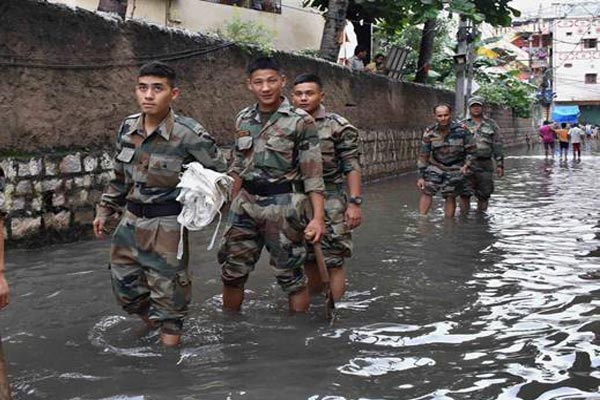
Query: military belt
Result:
<box><xmin>127</xmin><ymin>201</ymin><xmax>182</xmax><ymax>218</ymax></box>
<box><xmin>242</xmin><ymin>180</ymin><xmax>304</xmax><ymax>196</ymax></box>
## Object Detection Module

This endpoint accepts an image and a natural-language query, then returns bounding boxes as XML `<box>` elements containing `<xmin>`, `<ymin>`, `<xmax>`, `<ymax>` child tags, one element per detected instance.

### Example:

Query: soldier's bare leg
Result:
<box><xmin>160</xmin><ymin>333</ymin><xmax>180</xmax><ymax>347</ymax></box>
<box><xmin>459</xmin><ymin>195</ymin><xmax>471</xmax><ymax>213</ymax></box>
<box><xmin>0</xmin><ymin>339</ymin><xmax>11</xmax><ymax>400</ymax></box>
<box><xmin>305</xmin><ymin>262</ymin><xmax>346</xmax><ymax>301</ymax></box>
<box><xmin>222</xmin><ymin>285</ymin><xmax>244</xmax><ymax>312</ymax></box>
<box><xmin>444</xmin><ymin>197</ymin><xmax>457</xmax><ymax>218</ymax></box>
<box><xmin>329</xmin><ymin>267</ymin><xmax>346</xmax><ymax>301</ymax></box>
<box><xmin>477</xmin><ymin>199</ymin><xmax>489</xmax><ymax>212</ymax></box>
<box><xmin>304</xmin><ymin>262</ymin><xmax>322</xmax><ymax>295</ymax></box>
<box><xmin>418</xmin><ymin>194</ymin><xmax>433</xmax><ymax>215</ymax></box>
<box><xmin>288</xmin><ymin>287</ymin><xmax>310</xmax><ymax>313</ymax></box>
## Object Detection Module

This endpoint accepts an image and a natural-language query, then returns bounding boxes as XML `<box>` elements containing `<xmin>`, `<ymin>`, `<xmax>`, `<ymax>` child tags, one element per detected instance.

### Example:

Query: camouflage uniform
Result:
<box><xmin>417</xmin><ymin>122</ymin><xmax>476</xmax><ymax>198</ymax></box>
<box><xmin>218</xmin><ymin>97</ymin><xmax>324</xmax><ymax>294</ymax></box>
<box><xmin>460</xmin><ymin>117</ymin><xmax>504</xmax><ymax>201</ymax></box>
<box><xmin>306</xmin><ymin>105</ymin><xmax>361</xmax><ymax>269</ymax></box>
<box><xmin>97</xmin><ymin>109</ymin><xmax>227</xmax><ymax>334</ymax></box>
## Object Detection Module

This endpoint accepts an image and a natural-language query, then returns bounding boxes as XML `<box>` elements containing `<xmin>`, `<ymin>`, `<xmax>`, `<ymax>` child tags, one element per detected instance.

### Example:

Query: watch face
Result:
<box><xmin>350</xmin><ymin>196</ymin><xmax>363</xmax><ymax>205</ymax></box>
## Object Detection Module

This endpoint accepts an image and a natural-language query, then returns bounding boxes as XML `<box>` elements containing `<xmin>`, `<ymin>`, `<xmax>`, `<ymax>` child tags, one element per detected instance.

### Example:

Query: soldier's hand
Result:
<box><xmin>0</xmin><ymin>275</ymin><xmax>9</xmax><ymax>310</ymax></box>
<box><xmin>345</xmin><ymin>204</ymin><xmax>362</xmax><ymax>230</ymax></box>
<box><xmin>305</xmin><ymin>218</ymin><xmax>325</xmax><ymax>243</ymax></box>
<box><xmin>496</xmin><ymin>166</ymin><xmax>504</xmax><ymax>178</ymax></box>
<box><xmin>416</xmin><ymin>178</ymin><xmax>426</xmax><ymax>191</ymax></box>
<box><xmin>93</xmin><ymin>217</ymin><xmax>106</xmax><ymax>239</ymax></box>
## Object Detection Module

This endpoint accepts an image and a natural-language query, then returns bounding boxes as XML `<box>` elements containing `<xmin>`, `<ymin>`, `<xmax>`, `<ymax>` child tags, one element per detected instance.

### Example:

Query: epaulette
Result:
<box><xmin>328</xmin><ymin>113</ymin><xmax>351</xmax><ymax>127</ymax></box>
<box><xmin>236</xmin><ymin>106</ymin><xmax>255</xmax><ymax>121</ymax></box>
<box><xmin>175</xmin><ymin>115</ymin><xmax>205</xmax><ymax>136</ymax></box>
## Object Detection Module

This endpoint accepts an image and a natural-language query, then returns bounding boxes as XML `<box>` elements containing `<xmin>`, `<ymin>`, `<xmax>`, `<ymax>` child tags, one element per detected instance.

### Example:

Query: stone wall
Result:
<box><xmin>0</xmin><ymin>151</ymin><xmax>113</xmax><ymax>244</ymax></box>
<box><xmin>0</xmin><ymin>0</ymin><xmax>531</xmax><ymax>244</ymax></box>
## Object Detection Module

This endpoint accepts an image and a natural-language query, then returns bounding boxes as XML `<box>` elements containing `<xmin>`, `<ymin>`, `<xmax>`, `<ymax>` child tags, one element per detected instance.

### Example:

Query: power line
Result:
<box><xmin>0</xmin><ymin>42</ymin><xmax>234</xmax><ymax>70</ymax></box>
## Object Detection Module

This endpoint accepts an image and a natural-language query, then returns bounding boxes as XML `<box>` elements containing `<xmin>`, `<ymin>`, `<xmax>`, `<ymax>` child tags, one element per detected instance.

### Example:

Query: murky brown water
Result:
<box><xmin>1</xmin><ymin>143</ymin><xmax>599</xmax><ymax>400</ymax></box>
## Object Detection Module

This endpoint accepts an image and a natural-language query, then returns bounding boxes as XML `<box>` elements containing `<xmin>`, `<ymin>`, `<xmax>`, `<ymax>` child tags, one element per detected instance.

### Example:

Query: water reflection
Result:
<box><xmin>0</xmin><ymin>145</ymin><xmax>599</xmax><ymax>399</ymax></box>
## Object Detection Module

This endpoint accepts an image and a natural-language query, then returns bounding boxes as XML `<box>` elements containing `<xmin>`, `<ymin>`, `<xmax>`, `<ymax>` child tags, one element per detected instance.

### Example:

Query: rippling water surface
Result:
<box><xmin>1</xmin><ymin>144</ymin><xmax>599</xmax><ymax>400</ymax></box>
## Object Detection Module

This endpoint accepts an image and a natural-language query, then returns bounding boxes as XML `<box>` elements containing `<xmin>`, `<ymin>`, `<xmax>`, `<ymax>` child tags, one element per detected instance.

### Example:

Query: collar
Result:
<box><xmin>313</xmin><ymin>104</ymin><xmax>327</xmax><ymax>121</ymax></box>
<box><xmin>249</xmin><ymin>96</ymin><xmax>293</xmax><ymax>123</ymax></box>
<box><xmin>124</xmin><ymin>109</ymin><xmax>175</xmax><ymax>140</ymax></box>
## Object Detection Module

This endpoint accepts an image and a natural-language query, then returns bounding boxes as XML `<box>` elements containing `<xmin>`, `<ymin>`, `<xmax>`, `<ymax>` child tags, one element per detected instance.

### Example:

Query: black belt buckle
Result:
<box><xmin>127</xmin><ymin>202</ymin><xmax>182</xmax><ymax>218</ymax></box>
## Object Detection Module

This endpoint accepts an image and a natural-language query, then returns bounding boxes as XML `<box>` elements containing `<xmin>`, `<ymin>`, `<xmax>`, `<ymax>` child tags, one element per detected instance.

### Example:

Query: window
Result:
<box><xmin>585</xmin><ymin>73</ymin><xmax>597</xmax><ymax>84</ymax></box>
<box><xmin>566</xmin><ymin>32</ymin><xmax>572</xmax><ymax>36</ymax></box>
<box><xmin>201</xmin><ymin>0</ymin><xmax>282</xmax><ymax>14</ymax></box>
<box><xmin>583</xmin><ymin>38</ymin><xmax>597</xmax><ymax>49</ymax></box>
<box><xmin>565</xmin><ymin>63</ymin><xmax>573</xmax><ymax>68</ymax></box>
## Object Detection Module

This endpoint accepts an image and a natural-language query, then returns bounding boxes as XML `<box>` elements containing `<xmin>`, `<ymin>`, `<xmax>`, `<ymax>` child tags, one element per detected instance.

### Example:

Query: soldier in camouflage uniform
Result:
<box><xmin>417</xmin><ymin>103</ymin><xmax>476</xmax><ymax>218</ymax></box>
<box><xmin>93</xmin><ymin>62</ymin><xmax>227</xmax><ymax>346</ymax></box>
<box><xmin>218</xmin><ymin>57</ymin><xmax>325</xmax><ymax>313</ymax></box>
<box><xmin>459</xmin><ymin>96</ymin><xmax>505</xmax><ymax>213</ymax></box>
<box><xmin>0</xmin><ymin>167</ymin><xmax>12</xmax><ymax>400</ymax></box>
<box><xmin>291</xmin><ymin>73</ymin><xmax>362</xmax><ymax>301</ymax></box>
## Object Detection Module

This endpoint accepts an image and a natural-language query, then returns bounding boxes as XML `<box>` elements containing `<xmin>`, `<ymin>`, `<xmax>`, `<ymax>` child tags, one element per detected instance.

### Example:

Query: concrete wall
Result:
<box><xmin>47</xmin><ymin>0</ymin><xmax>325</xmax><ymax>51</ymax></box>
<box><xmin>0</xmin><ymin>0</ymin><xmax>529</xmax><ymax>245</ymax></box>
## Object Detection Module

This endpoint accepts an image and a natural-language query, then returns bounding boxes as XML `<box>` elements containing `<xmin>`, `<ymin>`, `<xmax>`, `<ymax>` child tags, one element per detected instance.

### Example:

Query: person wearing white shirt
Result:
<box><xmin>568</xmin><ymin>124</ymin><xmax>585</xmax><ymax>162</ymax></box>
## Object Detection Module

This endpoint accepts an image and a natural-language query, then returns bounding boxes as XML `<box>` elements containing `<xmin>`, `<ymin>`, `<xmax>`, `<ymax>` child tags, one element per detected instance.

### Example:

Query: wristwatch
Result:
<box><xmin>348</xmin><ymin>196</ymin><xmax>363</xmax><ymax>206</ymax></box>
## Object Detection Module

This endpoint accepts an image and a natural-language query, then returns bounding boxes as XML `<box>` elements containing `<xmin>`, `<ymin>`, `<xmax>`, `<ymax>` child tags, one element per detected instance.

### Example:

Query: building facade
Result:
<box><xmin>552</xmin><ymin>16</ymin><xmax>600</xmax><ymax>122</ymax></box>
<box><xmin>47</xmin><ymin>0</ymin><xmax>324</xmax><ymax>51</ymax></box>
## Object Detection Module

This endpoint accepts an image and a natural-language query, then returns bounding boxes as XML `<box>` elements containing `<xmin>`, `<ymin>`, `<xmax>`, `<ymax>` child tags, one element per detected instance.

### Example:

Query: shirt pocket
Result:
<box><xmin>258</xmin><ymin>132</ymin><xmax>295</xmax><ymax>171</ymax></box>
<box><xmin>146</xmin><ymin>153</ymin><xmax>182</xmax><ymax>188</ymax></box>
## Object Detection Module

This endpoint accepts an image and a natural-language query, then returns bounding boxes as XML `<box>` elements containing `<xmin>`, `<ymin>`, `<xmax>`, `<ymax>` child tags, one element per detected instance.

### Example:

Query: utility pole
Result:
<box><xmin>454</xmin><ymin>16</ymin><xmax>469</xmax><ymax>118</ymax></box>
<box><xmin>465</xmin><ymin>25</ymin><xmax>477</xmax><ymax>101</ymax></box>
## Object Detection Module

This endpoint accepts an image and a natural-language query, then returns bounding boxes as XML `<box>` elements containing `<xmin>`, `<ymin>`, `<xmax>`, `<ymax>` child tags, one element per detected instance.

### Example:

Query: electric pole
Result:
<box><xmin>455</xmin><ymin>16</ymin><xmax>469</xmax><ymax>118</ymax></box>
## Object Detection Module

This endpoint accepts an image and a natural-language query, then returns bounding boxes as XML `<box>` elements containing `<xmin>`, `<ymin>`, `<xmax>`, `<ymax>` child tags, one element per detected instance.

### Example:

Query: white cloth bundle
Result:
<box><xmin>176</xmin><ymin>162</ymin><xmax>234</xmax><ymax>259</ymax></box>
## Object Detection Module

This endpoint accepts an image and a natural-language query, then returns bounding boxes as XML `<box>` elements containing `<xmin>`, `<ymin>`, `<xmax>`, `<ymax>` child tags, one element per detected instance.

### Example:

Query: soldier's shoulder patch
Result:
<box><xmin>176</xmin><ymin>115</ymin><xmax>205</xmax><ymax>135</ymax></box>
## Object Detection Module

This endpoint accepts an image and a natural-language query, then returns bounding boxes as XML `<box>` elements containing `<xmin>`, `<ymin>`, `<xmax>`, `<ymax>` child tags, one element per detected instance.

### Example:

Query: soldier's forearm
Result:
<box><xmin>346</xmin><ymin>170</ymin><xmax>361</xmax><ymax>197</ymax></box>
<box><xmin>308</xmin><ymin>192</ymin><xmax>325</xmax><ymax>221</ymax></box>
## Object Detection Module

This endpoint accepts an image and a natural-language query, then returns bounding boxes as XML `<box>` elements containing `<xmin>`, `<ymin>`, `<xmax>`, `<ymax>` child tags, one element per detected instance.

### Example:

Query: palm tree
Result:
<box><xmin>319</xmin><ymin>0</ymin><xmax>349</xmax><ymax>62</ymax></box>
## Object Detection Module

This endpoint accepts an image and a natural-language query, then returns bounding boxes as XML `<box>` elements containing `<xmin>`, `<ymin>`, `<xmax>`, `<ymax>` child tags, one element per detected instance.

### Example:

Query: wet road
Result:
<box><xmin>1</xmin><ymin>143</ymin><xmax>599</xmax><ymax>400</ymax></box>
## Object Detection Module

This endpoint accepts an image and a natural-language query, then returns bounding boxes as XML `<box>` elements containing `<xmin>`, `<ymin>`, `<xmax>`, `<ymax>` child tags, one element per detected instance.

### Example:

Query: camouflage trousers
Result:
<box><xmin>422</xmin><ymin>165</ymin><xmax>465</xmax><ymax>198</ymax></box>
<box><xmin>218</xmin><ymin>189</ymin><xmax>308</xmax><ymax>294</ymax></box>
<box><xmin>462</xmin><ymin>158</ymin><xmax>495</xmax><ymax>200</ymax></box>
<box><xmin>306</xmin><ymin>191</ymin><xmax>352</xmax><ymax>269</ymax></box>
<box><xmin>110</xmin><ymin>211</ymin><xmax>191</xmax><ymax>334</ymax></box>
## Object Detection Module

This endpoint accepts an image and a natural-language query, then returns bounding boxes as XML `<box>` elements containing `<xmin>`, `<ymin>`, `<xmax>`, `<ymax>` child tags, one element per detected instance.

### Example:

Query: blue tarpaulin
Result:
<box><xmin>551</xmin><ymin>106</ymin><xmax>580</xmax><ymax>123</ymax></box>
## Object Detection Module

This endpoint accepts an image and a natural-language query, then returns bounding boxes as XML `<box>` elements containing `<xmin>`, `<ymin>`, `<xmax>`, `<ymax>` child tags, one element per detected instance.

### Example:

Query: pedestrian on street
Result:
<box><xmin>0</xmin><ymin>168</ymin><xmax>12</xmax><ymax>400</ymax></box>
<box><xmin>218</xmin><ymin>57</ymin><xmax>326</xmax><ymax>314</ymax></box>
<box><xmin>416</xmin><ymin>104</ymin><xmax>476</xmax><ymax>218</ymax></box>
<box><xmin>459</xmin><ymin>96</ymin><xmax>505</xmax><ymax>213</ymax></box>
<box><xmin>93</xmin><ymin>61</ymin><xmax>227</xmax><ymax>347</ymax></box>
<box><xmin>539</xmin><ymin>121</ymin><xmax>556</xmax><ymax>158</ymax></box>
<box><xmin>291</xmin><ymin>73</ymin><xmax>362</xmax><ymax>301</ymax></box>
<box><xmin>556</xmin><ymin>123</ymin><xmax>570</xmax><ymax>161</ymax></box>
<box><xmin>568</xmin><ymin>123</ymin><xmax>585</xmax><ymax>162</ymax></box>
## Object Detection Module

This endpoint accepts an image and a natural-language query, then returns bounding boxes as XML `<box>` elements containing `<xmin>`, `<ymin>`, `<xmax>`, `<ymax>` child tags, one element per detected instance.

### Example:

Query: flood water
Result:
<box><xmin>1</xmin><ymin>143</ymin><xmax>599</xmax><ymax>400</ymax></box>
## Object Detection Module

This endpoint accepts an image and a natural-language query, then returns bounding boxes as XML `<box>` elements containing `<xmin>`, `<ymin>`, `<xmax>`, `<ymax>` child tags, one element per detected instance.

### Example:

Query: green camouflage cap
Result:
<box><xmin>468</xmin><ymin>96</ymin><xmax>485</xmax><ymax>107</ymax></box>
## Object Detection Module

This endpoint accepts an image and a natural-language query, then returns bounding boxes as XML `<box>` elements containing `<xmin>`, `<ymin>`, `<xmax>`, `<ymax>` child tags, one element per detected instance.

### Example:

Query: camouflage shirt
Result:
<box><xmin>461</xmin><ymin>117</ymin><xmax>504</xmax><ymax>167</ymax></box>
<box><xmin>97</xmin><ymin>109</ymin><xmax>227</xmax><ymax>217</ymax></box>
<box><xmin>417</xmin><ymin>121</ymin><xmax>476</xmax><ymax>175</ymax></box>
<box><xmin>229</xmin><ymin>97</ymin><xmax>324</xmax><ymax>193</ymax></box>
<box><xmin>313</xmin><ymin>105</ymin><xmax>361</xmax><ymax>185</ymax></box>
